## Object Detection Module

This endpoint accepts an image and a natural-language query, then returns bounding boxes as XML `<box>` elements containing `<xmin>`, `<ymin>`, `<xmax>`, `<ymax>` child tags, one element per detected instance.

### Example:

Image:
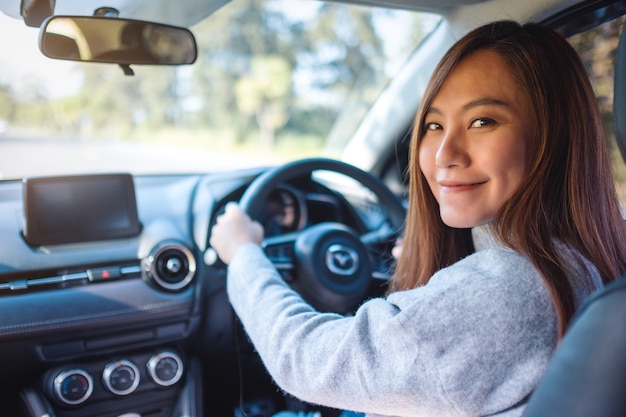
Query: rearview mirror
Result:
<box><xmin>39</xmin><ymin>16</ymin><xmax>197</xmax><ymax>66</ymax></box>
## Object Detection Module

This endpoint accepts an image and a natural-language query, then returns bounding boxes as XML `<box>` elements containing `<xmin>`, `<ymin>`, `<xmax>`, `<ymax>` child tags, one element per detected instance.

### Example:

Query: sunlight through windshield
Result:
<box><xmin>0</xmin><ymin>0</ymin><xmax>440</xmax><ymax>179</ymax></box>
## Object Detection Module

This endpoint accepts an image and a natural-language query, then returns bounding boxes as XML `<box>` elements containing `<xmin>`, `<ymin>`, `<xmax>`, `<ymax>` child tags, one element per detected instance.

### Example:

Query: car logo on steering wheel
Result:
<box><xmin>325</xmin><ymin>244</ymin><xmax>359</xmax><ymax>276</ymax></box>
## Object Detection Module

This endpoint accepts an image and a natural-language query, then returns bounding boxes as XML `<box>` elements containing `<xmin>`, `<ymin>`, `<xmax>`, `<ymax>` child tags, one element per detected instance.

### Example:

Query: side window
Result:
<box><xmin>568</xmin><ymin>15</ymin><xmax>626</xmax><ymax>203</ymax></box>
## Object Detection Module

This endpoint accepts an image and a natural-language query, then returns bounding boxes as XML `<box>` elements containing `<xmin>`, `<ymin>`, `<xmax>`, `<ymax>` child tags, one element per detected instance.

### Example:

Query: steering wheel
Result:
<box><xmin>239</xmin><ymin>158</ymin><xmax>406</xmax><ymax>314</ymax></box>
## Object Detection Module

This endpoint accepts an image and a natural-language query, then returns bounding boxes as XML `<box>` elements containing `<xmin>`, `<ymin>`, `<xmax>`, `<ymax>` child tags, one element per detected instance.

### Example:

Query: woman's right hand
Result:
<box><xmin>209</xmin><ymin>202</ymin><xmax>264</xmax><ymax>265</ymax></box>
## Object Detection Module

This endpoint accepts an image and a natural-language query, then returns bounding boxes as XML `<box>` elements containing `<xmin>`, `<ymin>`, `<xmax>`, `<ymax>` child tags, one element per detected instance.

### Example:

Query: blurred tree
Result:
<box><xmin>5</xmin><ymin>0</ymin><xmax>429</xmax><ymax>152</ymax></box>
<box><xmin>569</xmin><ymin>16</ymin><xmax>624</xmax><ymax>119</ymax></box>
<box><xmin>188</xmin><ymin>0</ymin><xmax>391</xmax><ymax>149</ymax></box>
<box><xmin>190</xmin><ymin>0</ymin><xmax>296</xmax><ymax>144</ymax></box>
<box><xmin>0</xmin><ymin>85</ymin><xmax>15</xmax><ymax>121</ymax></box>
<box><xmin>235</xmin><ymin>55</ymin><xmax>292</xmax><ymax>149</ymax></box>
<box><xmin>303</xmin><ymin>4</ymin><xmax>384</xmax><ymax>89</ymax></box>
<box><xmin>66</xmin><ymin>64</ymin><xmax>180</xmax><ymax>137</ymax></box>
<box><xmin>568</xmin><ymin>15</ymin><xmax>626</xmax><ymax>200</ymax></box>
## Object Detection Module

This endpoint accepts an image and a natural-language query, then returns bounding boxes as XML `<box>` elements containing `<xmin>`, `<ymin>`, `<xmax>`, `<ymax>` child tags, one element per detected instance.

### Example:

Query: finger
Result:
<box><xmin>224</xmin><ymin>201</ymin><xmax>243</xmax><ymax>216</ymax></box>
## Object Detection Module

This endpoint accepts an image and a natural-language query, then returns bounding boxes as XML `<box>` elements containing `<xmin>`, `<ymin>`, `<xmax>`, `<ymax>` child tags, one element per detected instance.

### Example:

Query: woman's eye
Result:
<box><xmin>424</xmin><ymin>122</ymin><xmax>442</xmax><ymax>131</ymax></box>
<box><xmin>470</xmin><ymin>118</ymin><xmax>495</xmax><ymax>128</ymax></box>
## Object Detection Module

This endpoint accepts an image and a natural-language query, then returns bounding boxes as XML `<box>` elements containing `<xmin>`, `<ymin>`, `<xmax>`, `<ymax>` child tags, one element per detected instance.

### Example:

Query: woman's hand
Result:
<box><xmin>392</xmin><ymin>237</ymin><xmax>403</xmax><ymax>260</ymax></box>
<box><xmin>210</xmin><ymin>202</ymin><xmax>264</xmax><ymax>265</ymax></box>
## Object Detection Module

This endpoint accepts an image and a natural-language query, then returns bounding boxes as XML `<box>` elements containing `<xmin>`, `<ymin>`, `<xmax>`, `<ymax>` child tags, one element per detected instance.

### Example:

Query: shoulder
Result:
<box><xmin>385</xmin><ymin>248</ymin><xmax>556</xmax><ymax>352</ymax></box>
<box><xmin>387</xmin><ymin>247</ymin><xmax>553</xmax><ymax>331</ymax></box>
<box><xmin>402</xmin><ymin>248</ymin><xmax>548</xmax><ymax>303</ymax></box>
<box><xmin>383</xmin><ymin>248</ymin><xmax>556</xmax><ymax>415</ymax></box>
<box><xmin>445</xmin><ymin>247</ymin><xmax>538</xmax><ymax>278</ymax></box>
<box><xmin>445</xmin><ymin>248</ymin><xmax>543</xmax><ymax>286</ymax></box>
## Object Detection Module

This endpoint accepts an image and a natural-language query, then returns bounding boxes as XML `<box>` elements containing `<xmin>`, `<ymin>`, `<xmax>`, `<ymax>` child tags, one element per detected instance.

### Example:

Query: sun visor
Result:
<box><xmin>47</xmin><ymin>0</ymin><xmax>231</xmax><ymax>27</ymax></box>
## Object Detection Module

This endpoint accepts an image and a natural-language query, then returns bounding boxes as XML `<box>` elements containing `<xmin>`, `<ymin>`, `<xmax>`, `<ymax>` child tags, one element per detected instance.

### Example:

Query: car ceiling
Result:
<box><xmin>0</xmin><ymin>0</ymin><xmax>587</xmax><ymax>30</ymax></box>
<box><xmin>0</xmin><ymin>0</ymin><xmax>230</xmax><ymax>26</ymax></box>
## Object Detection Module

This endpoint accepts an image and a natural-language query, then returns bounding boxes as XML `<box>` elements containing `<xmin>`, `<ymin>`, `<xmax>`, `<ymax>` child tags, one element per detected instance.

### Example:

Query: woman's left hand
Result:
<box><xmin>210</xmin><ymin>202</ymin><xmax>264</xmax><ymax>264</ymax></box>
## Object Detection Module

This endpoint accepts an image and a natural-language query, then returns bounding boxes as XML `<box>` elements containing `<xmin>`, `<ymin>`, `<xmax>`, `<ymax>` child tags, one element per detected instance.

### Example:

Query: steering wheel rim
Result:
<box><xmin>239</xmin><ymin>158</ymin><xmax>406</xmax><ymax>314</ymax></box>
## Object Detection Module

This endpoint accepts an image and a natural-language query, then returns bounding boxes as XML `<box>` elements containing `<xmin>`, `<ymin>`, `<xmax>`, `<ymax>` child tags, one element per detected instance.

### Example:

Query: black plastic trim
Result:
<box><xmin>542</xmin><ymin>0</ymin><xmax>626</xmax><ymax>36</ymax></box>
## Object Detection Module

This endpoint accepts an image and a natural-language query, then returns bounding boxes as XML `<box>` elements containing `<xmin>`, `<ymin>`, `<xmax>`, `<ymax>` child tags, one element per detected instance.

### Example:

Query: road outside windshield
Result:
<box><xmin>0</xmin><ymin>0</ymin><xmax>440</xmax><ymax>180</ymax></box>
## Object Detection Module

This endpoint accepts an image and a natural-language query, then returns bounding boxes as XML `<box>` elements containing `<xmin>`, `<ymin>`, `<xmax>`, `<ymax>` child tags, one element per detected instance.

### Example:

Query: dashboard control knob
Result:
<box><xmin>147</xmin><ymin>351</ymin><xmax>184</xmax><ymax>387</ymax></box>
<box><xmin>102</xmin><ymin>360</ymin><xmax>140</xmax><ymax>396</ymax></box>
<box><xmin>53</xmin><ymin>369</ymin><xmax>93</xmax><ymax>406</ymax></box>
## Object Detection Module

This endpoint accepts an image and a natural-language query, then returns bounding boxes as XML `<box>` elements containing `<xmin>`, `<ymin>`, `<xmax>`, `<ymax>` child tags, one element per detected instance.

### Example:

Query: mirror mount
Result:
<box><xmin>90</xmin><ymin>8</ymin><xmax>135</xmax><ymax>75</ymax></box>
<box><xmin>120</xmin><ymin>64</ymin><xmax>135</xmax><ymax>76</ymax></box>
<box><xmin>94</xmin><ymin>7</ymin><xmax>119</xmax><ymax>17</ymax></box>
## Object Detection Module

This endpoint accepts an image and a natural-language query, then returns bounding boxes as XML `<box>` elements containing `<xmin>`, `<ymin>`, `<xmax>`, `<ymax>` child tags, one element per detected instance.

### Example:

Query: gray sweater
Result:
<box><xmin>226</xmin><ymin>238</ymin><xmax>601</xmax><ymax>417</ymax></box>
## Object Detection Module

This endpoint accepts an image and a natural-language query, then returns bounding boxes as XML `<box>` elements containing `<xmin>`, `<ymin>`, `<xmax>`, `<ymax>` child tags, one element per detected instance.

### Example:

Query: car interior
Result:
<box><xmin>0</xmin><ymin>0</ymin><xmax>625</xmax><ymax>416</ymax></box>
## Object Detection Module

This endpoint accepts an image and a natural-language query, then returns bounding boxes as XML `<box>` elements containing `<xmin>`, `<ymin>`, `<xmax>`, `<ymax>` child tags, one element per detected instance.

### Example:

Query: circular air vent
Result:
<box><xmin>143</xmin><ymin>242</ymin><xmax>196</xmax><ymax>291</ymax></box>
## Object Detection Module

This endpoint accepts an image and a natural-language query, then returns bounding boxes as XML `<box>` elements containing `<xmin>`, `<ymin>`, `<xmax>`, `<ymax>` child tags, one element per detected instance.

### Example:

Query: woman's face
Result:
<box><xmin>419</xmin><ymin>49</ymin><xmax>535</xmax><ymax>228</ymax></box>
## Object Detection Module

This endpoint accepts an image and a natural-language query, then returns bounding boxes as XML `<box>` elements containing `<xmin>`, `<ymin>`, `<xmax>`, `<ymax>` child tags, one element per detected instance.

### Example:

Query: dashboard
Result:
<box><xmin>0</xmin><ymin>167</ymin><xmax>397</xmax><ymax>417</ymax></box>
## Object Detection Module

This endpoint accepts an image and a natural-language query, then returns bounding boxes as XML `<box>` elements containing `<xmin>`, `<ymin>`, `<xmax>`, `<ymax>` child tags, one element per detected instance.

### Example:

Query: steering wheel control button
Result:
<box><xmin>102</xmin><ymin>360</ymin><xmax>140</xmax><ymax>396</ymax></box>
<box><xmin>53</xmin><ymin>369</ymin><xmax>94</xmax><ymax>406</ymax></box>
<box><xmin>147</xmin><ymin>351</ymin><xmax>184</xmax><ymax>386</ymax></box>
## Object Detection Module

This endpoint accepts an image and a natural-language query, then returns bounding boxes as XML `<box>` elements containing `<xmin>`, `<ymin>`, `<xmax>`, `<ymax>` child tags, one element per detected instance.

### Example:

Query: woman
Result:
<box><xmin>210</xmin><ymin>21</ymin><xmax>626</xmax><ymax>416</ymax></box>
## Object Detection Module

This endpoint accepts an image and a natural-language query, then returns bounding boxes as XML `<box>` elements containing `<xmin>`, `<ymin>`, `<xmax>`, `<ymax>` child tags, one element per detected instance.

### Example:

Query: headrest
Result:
<box><xmin>44</xmin><ymin>33</ymin><xmax>80</xmax><ymax>60</ymax></box>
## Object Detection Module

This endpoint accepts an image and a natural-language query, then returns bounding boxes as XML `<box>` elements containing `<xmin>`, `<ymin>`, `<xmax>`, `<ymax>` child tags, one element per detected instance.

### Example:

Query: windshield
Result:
<box><xmin>0</xmin><ymin>0</ymin><xmax>440</xmax><ymax>180</ymax></box>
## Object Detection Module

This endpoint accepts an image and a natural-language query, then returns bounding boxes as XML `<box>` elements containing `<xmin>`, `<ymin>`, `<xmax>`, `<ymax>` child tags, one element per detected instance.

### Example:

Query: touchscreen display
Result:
<box><xmin>23</xmin><ymin>174</ymin><xmax>142</xmax><ymax>246</ymax></box>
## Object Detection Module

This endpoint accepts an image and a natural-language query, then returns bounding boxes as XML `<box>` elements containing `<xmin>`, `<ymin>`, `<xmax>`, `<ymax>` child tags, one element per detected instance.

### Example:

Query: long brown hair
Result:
<box><xmin>392</xmin><ymin>20</ymin><xmax>626</xmax><ymax>338</ymax></box>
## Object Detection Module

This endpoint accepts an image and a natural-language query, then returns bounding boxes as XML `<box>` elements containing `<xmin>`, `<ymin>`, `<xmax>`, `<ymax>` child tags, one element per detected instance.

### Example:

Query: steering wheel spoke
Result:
<box><xmin>261</xmin><ymin>232</ymin><xmax>299</xmax><ymax>281</ymax></box>
<box><xmin>360</xmin><ymin>221</ymin><xmax>399</xmax><ymax>246</ymax></box>
<box><xmin>370</xmin><ymin>252</ymin><xmax>395</xmax><ymax>281</ymax></box>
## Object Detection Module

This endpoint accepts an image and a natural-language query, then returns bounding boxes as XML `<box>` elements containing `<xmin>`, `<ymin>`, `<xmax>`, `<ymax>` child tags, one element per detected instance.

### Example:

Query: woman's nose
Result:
<box><xmin>435</xmin><ymin>128</ymin><xmax>470</xmax><ymax>168</ymax></box>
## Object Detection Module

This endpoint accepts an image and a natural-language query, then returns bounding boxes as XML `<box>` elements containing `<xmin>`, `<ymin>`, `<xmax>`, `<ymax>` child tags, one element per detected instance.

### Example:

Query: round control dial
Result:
<box><xmin>102</xmin><ymin>360</ymin><xmax>140</xmax><ymax>396</ymax></box>
<box><xmin>147</xmin><ymin>351</ymin><xmax>184</xmax><ymax>387</ymax></box>
<box><xmin>53</xmin><ymin>369</ymin><xmax>93</xmax><ymax>406</ymax></box>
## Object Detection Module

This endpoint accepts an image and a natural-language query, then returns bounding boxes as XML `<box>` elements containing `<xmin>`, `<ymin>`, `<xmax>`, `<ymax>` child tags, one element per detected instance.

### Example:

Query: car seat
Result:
<box><xmin>521</xmin><ymin>277</ymin><xmax>626</xmax><ymax>416</ymax></box>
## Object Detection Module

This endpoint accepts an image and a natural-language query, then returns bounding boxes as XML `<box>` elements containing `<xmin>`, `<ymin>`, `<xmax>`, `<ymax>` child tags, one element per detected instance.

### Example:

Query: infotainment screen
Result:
<box><xmin>23</xmin><ymin>174</ymin><xmax>142</xmax><ymax>246</ymax></box>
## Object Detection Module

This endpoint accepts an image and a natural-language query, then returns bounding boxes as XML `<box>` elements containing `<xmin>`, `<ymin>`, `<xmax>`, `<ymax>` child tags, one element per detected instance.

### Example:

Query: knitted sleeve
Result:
<box><xmin>227</xmin><ymin>243</ymin><xmax>558</xmax><ymax>417</ymax></box>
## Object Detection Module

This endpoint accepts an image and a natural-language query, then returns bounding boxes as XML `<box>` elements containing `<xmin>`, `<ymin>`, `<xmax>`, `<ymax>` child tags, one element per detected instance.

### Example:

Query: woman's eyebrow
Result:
<box><xmin>462</xmin><ymin>97</ymin><xmax>510</xmax><ymax>110</ymax></box>
<box><xmin>426</xmin><ymin>97</ymin><xmax>511</xmax><ymax>116</ymax></box>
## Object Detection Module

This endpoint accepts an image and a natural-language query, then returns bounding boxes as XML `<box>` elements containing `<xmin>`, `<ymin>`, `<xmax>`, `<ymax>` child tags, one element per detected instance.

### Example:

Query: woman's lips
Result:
<box><xmin>438</xmin><ymin>181</ymin><xmax>486</xmax><ymax>193</ymax></box>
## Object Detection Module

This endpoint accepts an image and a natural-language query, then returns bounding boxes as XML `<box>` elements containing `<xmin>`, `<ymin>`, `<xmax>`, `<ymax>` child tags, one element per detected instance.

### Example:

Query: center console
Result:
<box><xmin>19</xmin><ymin>349</ymin><xmax>203</xmax><ymax>417</ymax></box>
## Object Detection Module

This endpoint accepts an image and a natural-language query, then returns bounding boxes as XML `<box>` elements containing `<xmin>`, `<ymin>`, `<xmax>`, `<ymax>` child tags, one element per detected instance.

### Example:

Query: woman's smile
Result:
<box><xmin>437</xmin><ymin>180</ymin><xmax>487</xmax><ymax>193</ymax></box>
